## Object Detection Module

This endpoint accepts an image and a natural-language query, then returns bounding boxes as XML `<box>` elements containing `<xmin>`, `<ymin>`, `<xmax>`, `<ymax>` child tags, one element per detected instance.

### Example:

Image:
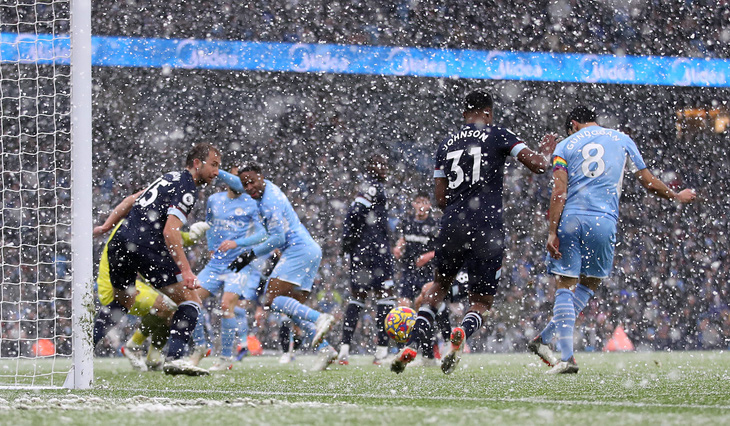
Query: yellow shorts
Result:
<box><xmin>97</xmin><ymin>222</ymin><xmax>159</xmax><ymax>317</ymax></box>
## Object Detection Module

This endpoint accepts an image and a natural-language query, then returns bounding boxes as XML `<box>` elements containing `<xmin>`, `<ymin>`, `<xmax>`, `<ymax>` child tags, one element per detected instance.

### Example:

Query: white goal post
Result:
<box><xmin>0</xmin><ymin>0</ymin><xmax>93</xmax><ymax>389</ymax></box>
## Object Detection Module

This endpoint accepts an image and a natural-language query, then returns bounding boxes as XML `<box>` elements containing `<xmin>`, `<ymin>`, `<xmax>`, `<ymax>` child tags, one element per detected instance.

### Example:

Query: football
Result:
<box><xmin>384</xmin><ymin>306</ymin><xmax>416</xmax><ymax>343</ymax></box>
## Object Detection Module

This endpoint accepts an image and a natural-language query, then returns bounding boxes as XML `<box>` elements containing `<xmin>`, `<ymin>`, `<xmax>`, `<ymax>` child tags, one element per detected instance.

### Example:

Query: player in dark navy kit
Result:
<box><xmin>393</xmin><ymin>192</ymin><xmax>449</xmax><ymax>365</ymax></box>
<box><xmin>391</xmin><ymin>89</ymin><xmax>557</xmax><ymax>374</ymax></box>
<box><xmin>337</xmin><ymin>154</ymin><xmax>396</xmax><ymax>365</ymax></box>
<box><xmin>106</xmin><ymin>143</ymin><xmax>220</xmax><ymax>376</ymax></box>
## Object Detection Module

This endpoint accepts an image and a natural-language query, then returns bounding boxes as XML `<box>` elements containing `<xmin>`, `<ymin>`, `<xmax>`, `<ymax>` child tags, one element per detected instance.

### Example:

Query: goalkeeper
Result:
<box><xmin>92</xmin><ymin>191</ymin><xmax>210</xmax><ymax>371</ymax></box>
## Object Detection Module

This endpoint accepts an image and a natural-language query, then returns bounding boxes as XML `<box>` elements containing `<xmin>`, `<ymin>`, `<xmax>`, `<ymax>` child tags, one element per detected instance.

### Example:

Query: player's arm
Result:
<box><xmin>434</xmin><ymin>177</ymin><xmax>448</xmax><ymax>210</ymax></box>
<box><xmin>229</xmin><ymin>210</ymin><xmax>285</xmax><ymax>272</ymax></box>
<box><xmin>217</xmin><ymin>169</ymin><xmax>244</xmax><ymax>193</ymax></box>
<box><xmin>164</xmin><ymin>215</ymin><xmax>197</xmax><ymax>289</ymax></box>
<box><xmin>393</xmin><ymin>237</ymin><xmax>406</xmax><ymax>259</ymax></box>
<box><xmin>516</xmin><ymin>134</ymin><xmax>558</xmax><ymax>174</ymax></box>
<box><xmin>92</xmin><ymin>190</ymin><xmax>143</xmax><ymax>237</ymax></box>
<box><xmin>415</xmin><ymin>251</ymin><xmax>435</xmax><ymax>268</ymax></box>
<box><xmin>218</xmin><ymin>226</ymin><xmax>268</xmax><ymax>253</ymax></box>
<box><xmin>634</xmin><ymin>169</ymin><xmax>696</xmax><ymax>203</ymax></box>
<box><xmin>546</xmin><ymin>168</ymin><xmax>568</xmax><ymax>259</ymax></box>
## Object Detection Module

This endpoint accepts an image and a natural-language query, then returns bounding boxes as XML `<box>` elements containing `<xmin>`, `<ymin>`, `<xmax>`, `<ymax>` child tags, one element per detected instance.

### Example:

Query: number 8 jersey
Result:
<box><xmin>434</xmin><ymin>123</ymin><xmax>527</xmax><ymax>224</ymax></box>
<box><xmin>118</xmin><ymin>169</ymin><xmax>198</xmax><ymax>254</ymax></box>
<box><xmin>552</xmin><ymin>125</ymin><xmax>647</xmax><ymax>222</ymax></box>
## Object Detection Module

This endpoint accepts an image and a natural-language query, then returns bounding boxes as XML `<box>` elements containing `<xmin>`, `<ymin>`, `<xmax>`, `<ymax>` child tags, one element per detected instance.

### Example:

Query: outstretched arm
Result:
<box><xmin>546</xmin><ymin>169</ymin><xmax>568</xmax><ymax>259</ymax></box>
<box><xmin>635</xmin><ymin>169</ymin><xmax>696</xmax><ymax>203</ymax></box>
<box><xmin>516</xmin><ymin>134</ymin><xmax>558</xmax><ymax>174</ymax></box>
<box><xmin>93</xmin><ymin>190</ymin><xmax>143</xmax><ymax>237</ymax></box>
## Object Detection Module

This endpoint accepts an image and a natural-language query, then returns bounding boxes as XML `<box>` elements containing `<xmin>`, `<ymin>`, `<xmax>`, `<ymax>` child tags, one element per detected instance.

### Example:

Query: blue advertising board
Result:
<box><xmin>1</xmin><ymin>32</ymin><xmax>728</xmax><ymax>87</ymax></box>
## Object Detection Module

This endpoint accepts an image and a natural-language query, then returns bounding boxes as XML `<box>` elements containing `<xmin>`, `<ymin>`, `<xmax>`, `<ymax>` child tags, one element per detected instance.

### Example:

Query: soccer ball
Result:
<box><xmin>384</xmin><ymin>306</ymin><xmax>416</xmax><ymax>344</ymax></box>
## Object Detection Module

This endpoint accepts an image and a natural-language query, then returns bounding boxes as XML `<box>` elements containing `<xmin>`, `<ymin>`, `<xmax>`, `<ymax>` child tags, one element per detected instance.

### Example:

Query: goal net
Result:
<box><xmin>0</xmin><ymin>0</ymin><xmax>92</xmax><ymax>388</ymax></box>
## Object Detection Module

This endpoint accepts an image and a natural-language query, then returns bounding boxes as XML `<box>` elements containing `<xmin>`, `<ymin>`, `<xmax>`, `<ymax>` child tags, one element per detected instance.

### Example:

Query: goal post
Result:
<box><xmin>66</xmin><ymin>0</ymin><xmax>93</xmax><ymax>389</ymax></box>
<box><xmin>0</xmin><ymin>0</ymin><xmax>93</xmax><ymax>389</ymax></box>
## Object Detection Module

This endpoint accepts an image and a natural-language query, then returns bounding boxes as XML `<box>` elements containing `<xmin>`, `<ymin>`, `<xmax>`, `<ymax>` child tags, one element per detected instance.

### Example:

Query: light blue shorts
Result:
<box><xmin>199</xmin><ymin>261</ymin><xmax>258</xmax><ymax>297</ymax></box>
<box><xmin>269</xmin><ymin>239</ymin><xmax>322</xmax><ymax>292</ymax></box>
<box><xmin>239</xmin><ymin>256</ymin><xmax>267</xmax><ymax>301</ymax></box>
<box><xmin>546</xmin><ymin>214</ymin><xmax>616</xmax><ymax>279</ymax></box>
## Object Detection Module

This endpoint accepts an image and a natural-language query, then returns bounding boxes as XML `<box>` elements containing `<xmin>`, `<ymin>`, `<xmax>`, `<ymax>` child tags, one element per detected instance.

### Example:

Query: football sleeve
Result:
<box><xmin>625</xmin><ymin>136</ymin><xmax>647</xmax><ymax>172</ymax></box>
<box><xmin>250</xmin><ymin>201</ymin><xmax>286</xmax><ymax>257</ymax></box>
<box><xmin>501</xmin><ymin>128</ymin><xmax>527</xmax><ymax>157</ymax></box>
<box><xmin>167</xmin><ymin>180</ymin><xmax>196</xmax><ymax>225</ymax></box>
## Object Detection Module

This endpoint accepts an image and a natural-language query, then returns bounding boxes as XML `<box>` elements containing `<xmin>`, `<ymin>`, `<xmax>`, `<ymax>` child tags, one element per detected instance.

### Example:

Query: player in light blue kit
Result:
<box><xmin>219</xmin><ymin>163</ymin><xmax>337</xmax><ymax>371</ymax></box>
<box><xmin>189</xmin><ymin>165</ymin><xmax>268</xmax><ymax>371</ymax></box>
<box><xmin>530</xmin><ymin>106</ymin><xmax>696</xmax><ymax>374</ymax></box>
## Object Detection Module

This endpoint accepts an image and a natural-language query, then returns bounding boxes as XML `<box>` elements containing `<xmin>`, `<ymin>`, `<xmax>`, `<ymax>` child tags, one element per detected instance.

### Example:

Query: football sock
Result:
<box><xmin>270</xmin><ymin>295</ymin><xmax>321</xmax><ymax>323</ymax></box>
<box><xmin>421</xmin><ymin>322</ymin><xmax>435</xmax><ymax>358</ymax></box>
<box><xmin>129</xmin><ymin>329</ymin><xmax>146</xmax><ymax>347</ymax></box>
<box><xmin>461</xmin><ymin>311</ymin><xmax>483</xmax><ymax>340</ymax></box>
<box><xmin>150</xmin><ymin>323</ymin><xmax>169</xmax><ymax>350</ymax></box>
<box><xmin>341</xmin><ymin>301</ymin><xmax>364</xmax><ymax>345</ymax></box>
<box><xmin>191</xmin><ymin>308</ymin><xmax>208</xmax><ymax>349</ymax></box>
<box><xmin>553</xmin><ymin>288</ymin><xmax>576</xmax><ymax>361</ymax></box>
<box><xmin>279</xmin><ymin>321</ymin><xmax>291</xmax><ymax>352</ymax></box>
<box><xmin>93</xmin><ymin>301</ymin><xmax>126</xmax><ymax>347</ymax></box>
<box><xmin>220</xmin><ymin>316</ymin><xmax>237</xmax><ymax>358</ymax></box>
<box><xmin>289</xmin><ymin>315</ymin><xmax>329</xmax><ymax>349</ymax></box>
<box><xmin>407</xmin><ymin>306</ymin><xmax>435</xmax><ymax>349</ymax></box>
<box><xmin>539</xmin><ymin>283</ymin><xmax>594</xmax><ymax>342</ymax></box>
<box><xmin>167</xmin><ymin>301</ymin><xmax>201</xmax><ymax>360</ymax></box>
<box><xmin>435</xmin><ymin>302</ymin><xmax>452</xmax><ymax>341</ymax></box>
<box><xmin>234</xmin><ymin>306</ymin><xmax>249</xmax><ymax>345</ymax></box>
<box><xmin>376</xmin><ymin>298</ymin><xmax>396</xmax><ymax>347</ymax></box>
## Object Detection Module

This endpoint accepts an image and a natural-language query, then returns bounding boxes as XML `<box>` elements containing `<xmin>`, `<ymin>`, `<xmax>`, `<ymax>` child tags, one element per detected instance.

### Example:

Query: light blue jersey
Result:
<box><xmin>205</xmin><ymin>191</ymin><xmax>267</xmax><ymax>264</ymax></box>
<box><xmin>553</xmin><ymin>125</ymin><xmax>647</xmax><ymax>222</ymax></box>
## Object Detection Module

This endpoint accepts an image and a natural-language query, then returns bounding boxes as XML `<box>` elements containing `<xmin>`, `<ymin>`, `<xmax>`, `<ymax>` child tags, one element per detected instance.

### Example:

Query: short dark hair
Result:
<box><xmin>414</xmin><ymin>191</ymin><xmax>430</xmax><ymax>200</ymax></box>
<box><xmin>565</xmin><ymin>105</ymin><xmax>597</xmax><ymax>135</ymax></box>
<box><xmin>186</xmin><ymin>143</ymin><xmax>219</xmax><ymax>168</ymax></box>
<box><xmin>464</xmin><ymin>89</ymin><xmax>493</xmax><ymax>112</ymax></box>
<box><xmin>239</xmin><ymin>161</ymin><xmax>262</xmax><ymax>174</ymax></box>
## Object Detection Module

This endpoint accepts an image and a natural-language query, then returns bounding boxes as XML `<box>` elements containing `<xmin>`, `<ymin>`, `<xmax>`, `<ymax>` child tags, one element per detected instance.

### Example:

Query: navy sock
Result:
<box><xmin>341</xmin><ymin>301</ymin><xmax>364</xmax><ymax>346</ymax></box>
<box><xmin>435</xmin><ymin>303</ymin><xmax>452</xmax><ymax>341</ymax></box>
<box><xmin>460</xmin><ymin>311</ymin><xmax>483</xmax><ymax>340</ymax></box>
<box><xmin>279</xmin><ymin>321</ymin><xmax>291</xmax><ymax>352</ymax></box>
<box><xmin>166</xmin><ymin>301</ymin><xmax>201</xmax><ymax>360</ymax></box>
<box><xmin>406</xmin><ymin>306</ymin><xmax>435</xmax><ymax>349</ymax></box>
<box><xmin>375</xmin><ymin>298</ymin><xmax>396</xmax><ymax>347</ymax></box>
<box><xmin>93</xmin><ymin>302</ymin><xmax>126</xmax><ymax>347</ymax></box>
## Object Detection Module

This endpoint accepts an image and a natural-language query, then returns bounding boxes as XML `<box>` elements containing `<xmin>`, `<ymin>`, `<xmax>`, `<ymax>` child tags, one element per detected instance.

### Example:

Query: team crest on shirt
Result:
<box><xmin>182</xmin><ymin>193</ymin><xmax>195</xmax><ymax>207</ymax></box>
<box><xmin>235</xmin><ymin>207</ymin><xmax>244</xmax><ymax>216</ymax></box>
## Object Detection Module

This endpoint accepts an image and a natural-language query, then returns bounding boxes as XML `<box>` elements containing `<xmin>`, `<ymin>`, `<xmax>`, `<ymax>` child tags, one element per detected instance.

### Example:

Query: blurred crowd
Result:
<box><xmin>90</xmin><ymin>0</ymin><xmax>730</xmax><ymax>58</ymax></box>
<box><xmin>1</xmin><ymin>0</ymin><xmax>729</xmax><ymax>359</ymax></box>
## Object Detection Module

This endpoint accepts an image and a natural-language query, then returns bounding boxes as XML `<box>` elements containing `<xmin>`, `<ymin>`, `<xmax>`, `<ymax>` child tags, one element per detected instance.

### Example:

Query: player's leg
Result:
<box><xmin>532</xmin><ymin>215</ymin><xmax>582</xmax><ymax>367</ymax></box>
<box><xmin>189</xmin><ymin>265</ymin><xmax>221</xmax><ymax>365</ymax></box>
<box><xmin>121</xmin><ymin>281</ymin><xmax>174</xmax><ymax>371</ymax></box>
<box><xmin>263</xmin><ymin>243</ymin><xmax>333</xmax><ymax>348</ymax></box>
<box><xmin>234</xmin><ymin>303</ymin><xmax>250</xmax><ymax>360</ymax></box>
<box><xmin>278</xmin><ymin>316</ymin><xmax>294</xmax><ymax>363</ymax></box>
<box><xmin>373</xmin><ymin>283</ymin><xmax>397</xmax><ymax>364</ymax></box>
<box><xmin>159</xmin><ymin>282</ymin><xmax>204</xmax><ymax>357</ymax></box>
<box><xmin>208</xmin><ymin>291</ymin><xmax>240</xmax><ymax>370</ymax></box>
<box><xmin>391</xmin><ymin>270</ymin><xmax>452</xmax><ymax>374</ymax></box>
<box><xmin>337</xmin><ymin>267</ymin><xmax>369</xmax><ymax>365</ymax></box>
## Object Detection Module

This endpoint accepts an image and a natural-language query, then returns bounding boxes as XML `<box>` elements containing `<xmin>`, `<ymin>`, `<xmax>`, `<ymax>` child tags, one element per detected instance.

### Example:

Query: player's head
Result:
<box><xmin>463</xmin><ymin>89</ymin><xmax>493</xmax><ymax>126</ymax></box>
<box><xmin>366</xmin><ymin>154</ymin><xmax>389</xmax><ymax>182</ymax></box>
<box><xmin>186</xmin><ymin>143</ymin><xmax>220</xmax><ymax>185</ymax></box>
<box><xmin>238</xmin><ymin>161</ymin><xmax>265</xmax><ymax>199</ymax></box>
<box><xmin>565</xmin><ymin>105</ymin><xmax>597</xmax><ymax>135</ymax></box>
<box><xmin>411</xmin><ymin>191</ymin><xmax>431</xmax><ymax>218</ymax></box>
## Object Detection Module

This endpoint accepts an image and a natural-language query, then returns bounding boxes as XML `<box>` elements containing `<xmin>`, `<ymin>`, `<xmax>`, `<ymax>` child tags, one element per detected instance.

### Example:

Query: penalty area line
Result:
<box><xmin>117</xmin><ymin>387</ymin><xmax>730</xmax><ymax>411</ymax></box>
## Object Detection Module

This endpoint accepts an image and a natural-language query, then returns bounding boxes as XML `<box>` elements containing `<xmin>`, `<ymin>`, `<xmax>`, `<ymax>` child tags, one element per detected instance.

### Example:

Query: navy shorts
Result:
<box><xmin>350</xmin><ymin>256</ymin><xmax>394</xmax><ymax>296</ymax></box>
<box><xmin>106</xmin><ymin>233</ymin><xmax>182</xmax><ymax>290</ymax></box>
<box><xmin>433</xmin><ymin>216</ymin><xmax>504</xmax><ymax>297</ymax></box>
<box><xmin>398</xmin><ymin>271</ymin><xmax>431</xmax><ymax>300</ymax></box>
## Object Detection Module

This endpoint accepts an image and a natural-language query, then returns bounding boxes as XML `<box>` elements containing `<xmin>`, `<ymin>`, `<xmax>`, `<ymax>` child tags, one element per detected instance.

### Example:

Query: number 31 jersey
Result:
<box><xmin>434</xmin><ymin>123</ymin><xmax>526</xmax><ymax>225</ymax></box>
<box><xmin>553</xmin><ymin>125</ymin><xmax>647</xmax><ymax>222</ymax></box>
<box><xmin>118</xmin><ymin>169</ymin><xmax>197</xmax><ymax>254</ymax></box>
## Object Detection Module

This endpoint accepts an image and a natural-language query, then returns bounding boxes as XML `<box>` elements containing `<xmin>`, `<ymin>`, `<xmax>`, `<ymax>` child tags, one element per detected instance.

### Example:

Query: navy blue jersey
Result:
<box><xmin>342</xmin><ymin>177</ymin><xmax>393</xmax><ymax>269</ymax></box>
<box><xmin>397</xmin><ymin>214</ymin><xmax>438</xmax><ymax>278</ymax></box>
<box><xmin>434</xmin><ymin>123</ymin><xmax>527</xmax><ymax>226</ymax></box>
<box><xmin>117</xmin><ymin>169</ymin><xmax>197</xmax><ymax>254</ymax></box>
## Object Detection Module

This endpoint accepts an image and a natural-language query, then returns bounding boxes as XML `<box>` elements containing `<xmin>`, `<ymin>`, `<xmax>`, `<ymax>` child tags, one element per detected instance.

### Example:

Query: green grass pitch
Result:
<box><xmin>1</xmin><ymin>351</ymin><xmax>729</xmax><ymax>425</ymax></box>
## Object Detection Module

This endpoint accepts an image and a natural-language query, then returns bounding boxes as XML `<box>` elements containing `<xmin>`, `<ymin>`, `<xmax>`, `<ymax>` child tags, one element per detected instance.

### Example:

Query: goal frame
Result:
<box><xmin>64</xmin><ymin>0</ymin><xmax>93</xmax><ymax>389</ymax></box>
